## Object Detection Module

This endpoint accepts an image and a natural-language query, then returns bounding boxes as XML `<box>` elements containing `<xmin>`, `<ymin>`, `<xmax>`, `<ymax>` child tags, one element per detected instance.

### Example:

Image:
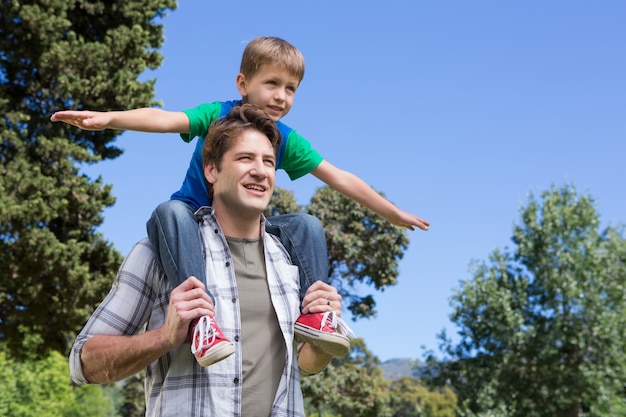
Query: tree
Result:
<box><xmin>388</xmin><ymin>376</ymin><xmax>457</xmax><ymax>417</ymax></box>
<box><xmin>0</xmin><ymin>0</ymin><xmax>177</xmax><ymax>358</ymax></box>
<box><xmin>307</xmin><ymin>186</ymin><xmax>409</xmax><ymax>318</ymax></box>
<box><xmin>426</xmin><ymin>184</ymin><xmax>626</xmax><ymax>417</ymax></box>
<box><xmin>0</xmin><ymin>348</ymin><xmax>115</xmax><ymax>417</ymax></box>
<box><xmin>302</xmin><ymin>338</ymin><xmax>392</xmax><ymax>417</ymax></box>
<box><xmin>264</xmin><ymin>187</ymin><xmax>303</xmax><ymax>217</ymax></box>
<box><xmin>119</xmin><ymin>374</ymin><xmax>146</xmax><ymax>417</ymax></box>
<box><xmin>266</xmin><ymin>185</ymin><xmax>409</xmax><ymax>319</ymax></box>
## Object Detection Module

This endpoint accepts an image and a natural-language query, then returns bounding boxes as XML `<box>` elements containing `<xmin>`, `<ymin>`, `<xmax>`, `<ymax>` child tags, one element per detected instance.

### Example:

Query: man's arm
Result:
<box><xmin>50</xmin><ymin>108</ymin><xmax>190</xmax><ymax>133</ymax></box>
<box><xmin>297</xmin><ymin>280</ymin><xmax>344</xmax><ymax>374</ymax></box>
<box><xmin>80</xmin><ymin>330</ymin><xmax>172</xmax><ymax>383</ymax></box>
<box><xmin>311</xmin><ymin>160</ymin><xmax>430</xmax><ymax>231</ymax></box>
<box><xmin>78</xmin><ymin>276</ymin><xmax>214</xmax><ymax>384</ymax></box>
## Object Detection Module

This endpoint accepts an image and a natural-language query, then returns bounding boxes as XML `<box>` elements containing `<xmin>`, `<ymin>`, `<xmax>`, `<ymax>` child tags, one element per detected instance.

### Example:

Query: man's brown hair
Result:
<box><xmin>203</xmin><ymin>104</ymin><xmax>281</xmax><ymax>198</ymax></box>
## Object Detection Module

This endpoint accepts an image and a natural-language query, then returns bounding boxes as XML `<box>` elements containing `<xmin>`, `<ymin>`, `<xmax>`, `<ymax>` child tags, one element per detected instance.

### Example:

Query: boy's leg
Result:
<box><xmin>265</xmin><ymin>213</ymin><xmax>352</xmax><ymax>357</ymax></box>
<box><xmin>265</xmin><ymin>213</ymin><xmax>329</xmax><ymax>300</ymax></box>
<box><xmin>146</xmin><ymin>200</ymin><xmax>207</xmax><ymax>290</ymax></box>
<box><xmin>147</xmin><ymin>200</ymin><xmax>234</xmax><ymax>366</ymax></box>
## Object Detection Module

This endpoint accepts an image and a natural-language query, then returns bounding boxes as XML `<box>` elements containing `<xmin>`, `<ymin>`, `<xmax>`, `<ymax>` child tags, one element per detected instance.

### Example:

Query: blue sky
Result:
<box><xmin>81</xmin><ymin>1</ymin><xmax>626</xmax><ymax>362</ymax></box>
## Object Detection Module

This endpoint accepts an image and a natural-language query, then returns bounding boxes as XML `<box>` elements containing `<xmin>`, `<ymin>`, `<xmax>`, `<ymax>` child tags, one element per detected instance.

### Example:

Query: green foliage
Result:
<box><xmin>302</xmin><ymin>339</ymin><xmax>456</xmax><ymax>416</ymax></box>
<box><xmin>302</xmin><ymin>339</ymin><xmax>392</xmax><ymax>417</ymax></box>
<box><xmin>389</xmin><ymin>376</ymin><xmax>457</xmax><ymax>417</ymax></box>
<box><xmin>426</xmin><ymin>184</ymin><xmax>626</xmax><ymax>417</ymax></box>
<box><xmin>0</xmin><ymin>0</ymin><xmax>177</xmax><ymax>358</ymax></box>
<box><xmin>265</xmin><ymin>187</ymin><xmax>303</xmax><ymax>217</ymax></box>
<box><xmin>119</xmin><ymin>374</ymin><xmax>146</xmax><ymax>417</ymax></box>
<box><xmin>308</xmin><ymin>187</ymin><xmax>409</xmax><ymax>318</ymax></box>
<box><xmin>0</xmin><ymin>348</ymin><xmax>115</xmax><ymax>417</ymax></box>
<box><xmin>265</xmin><ymin>186</ymin><xmax>410</xmax><ymax>319</ymax></box>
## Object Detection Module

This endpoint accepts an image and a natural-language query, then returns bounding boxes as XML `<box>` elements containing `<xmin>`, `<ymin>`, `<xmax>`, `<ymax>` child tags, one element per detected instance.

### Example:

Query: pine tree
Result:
<box><xmin>0</xmin><ymin>0</ymin><xmax>177</xmax><ymax>358</ymax></box>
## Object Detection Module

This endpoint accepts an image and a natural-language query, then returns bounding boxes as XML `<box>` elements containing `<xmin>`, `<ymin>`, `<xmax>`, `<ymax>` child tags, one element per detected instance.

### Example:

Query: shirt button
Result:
<box><xmin>231</xmin><ymin>297</ymin><xmax>237</xmax><ymax>303</ymax></box>
<box><xmin>234</xmin><ymin>335</ymin><xmax>240</xmax><ymax>342</ymax></box>
<box><xmin>214</xmin><ymin>229</ymin><xmax>218</xmax><ymax>233</ymax></box>
<box><xmin>233</xmin><ymin>377</ymin><xmax>240</xmax><ymax>384</ymax></box>
<box><xmin>225</xmin><ymin>261</ymin><xmax>230</xmax><ymax>267</ymax></box>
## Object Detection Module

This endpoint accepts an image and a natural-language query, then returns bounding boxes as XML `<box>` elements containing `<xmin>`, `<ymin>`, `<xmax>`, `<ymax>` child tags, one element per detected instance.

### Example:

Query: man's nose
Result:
<box><xmin>250</xmin><ymin>159</ymin><xmax>268</xmax><ymax>177</ymax></box>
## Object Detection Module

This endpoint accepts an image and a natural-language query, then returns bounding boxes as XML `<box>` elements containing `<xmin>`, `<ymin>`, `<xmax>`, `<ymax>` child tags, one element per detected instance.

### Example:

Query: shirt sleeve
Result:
<box><xmin>279</xmin><ymin>130</ymin><xmax>324</xmax><ymax>181</ymax></box>
<box><xmin>69</xmin><ymin>239</ymin><xmax>162</xmax><ymax>385</ymax></box>
<box><xmin>180</xmin><ymin>102</ymin><xmax>223</xmax><ymax>143</ymax></box>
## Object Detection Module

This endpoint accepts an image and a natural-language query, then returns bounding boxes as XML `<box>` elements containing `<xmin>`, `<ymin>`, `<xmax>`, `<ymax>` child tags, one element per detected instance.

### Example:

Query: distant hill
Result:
<box><xmin>379</xmin><ymin>358</ymin><xmax>423</xmax><ymax>380</ymax></box>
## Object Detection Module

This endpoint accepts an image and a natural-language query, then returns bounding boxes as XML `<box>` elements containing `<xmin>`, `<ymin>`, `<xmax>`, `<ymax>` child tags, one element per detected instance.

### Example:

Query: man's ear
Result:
<box><xmin>236</xmin><ymin>73</ymin><xmax>247</xmax><ymax>97</ymax></box>
<box><xmin>204</xmin><ymin>163</ymin><xmax>217</xmax><ymax>184</ymax></box>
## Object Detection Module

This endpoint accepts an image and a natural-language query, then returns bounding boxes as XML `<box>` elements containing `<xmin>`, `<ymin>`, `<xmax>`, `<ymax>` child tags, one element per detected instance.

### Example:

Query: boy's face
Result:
<box><xmin>236</xmin><ymin>62</ymin><xmax>300</xmax><ymax>122</ymax></box>
<box><xmin>205</xmin><ymin>129</ymin><xmax>276</xmax><ymax>218</ymax></box>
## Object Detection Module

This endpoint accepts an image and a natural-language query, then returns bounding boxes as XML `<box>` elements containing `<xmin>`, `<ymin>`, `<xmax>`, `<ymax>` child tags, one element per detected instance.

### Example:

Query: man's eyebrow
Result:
<box><xmin>232</xmin><ymin>150</ymin><xmax>276</xmax><ymax>160</ymax></box>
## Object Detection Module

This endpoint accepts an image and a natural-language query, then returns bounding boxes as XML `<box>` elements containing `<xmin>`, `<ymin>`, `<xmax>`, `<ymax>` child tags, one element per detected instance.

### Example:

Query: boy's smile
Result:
<box><xmin>236</xmin><ymin>62</ymin><xmax>300</xmax><ymax>122</ymax></box>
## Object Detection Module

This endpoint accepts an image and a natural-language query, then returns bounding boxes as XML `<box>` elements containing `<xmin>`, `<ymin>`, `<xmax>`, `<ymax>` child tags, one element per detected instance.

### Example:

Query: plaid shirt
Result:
<box><xmin>70</xmin><ymin>208</ymin><xmax>304</xmax><ymax>417</ymax></box>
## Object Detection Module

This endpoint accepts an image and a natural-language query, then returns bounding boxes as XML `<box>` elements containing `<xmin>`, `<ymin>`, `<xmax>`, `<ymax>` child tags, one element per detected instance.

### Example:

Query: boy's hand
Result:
<box><xmin>50</xmin><ymin>110</ymin><xmax>112</xmax><ymax>131</ymax></box>
<box><xmin>161</xmin><ymin>276</ymin><xmax>215</xmax><ymax>348</ymax></box>
<box><xmin>391</xmin><ymin>209</ymin><xmax>430</xmax><ymax>231</ymax></box>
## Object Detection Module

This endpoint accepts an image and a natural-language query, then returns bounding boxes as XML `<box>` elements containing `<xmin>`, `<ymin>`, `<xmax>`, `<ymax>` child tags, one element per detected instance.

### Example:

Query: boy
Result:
<box><xmin>52</xmin><ymin>36</ymin><xmax>429</xmax><ymax>367</ymax></box>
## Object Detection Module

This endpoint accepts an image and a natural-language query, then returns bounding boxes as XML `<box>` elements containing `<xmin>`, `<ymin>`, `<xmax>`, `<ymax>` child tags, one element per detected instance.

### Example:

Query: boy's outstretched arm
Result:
<box><xmin>50</xmin><ymin>108</ymin><xmax>190</xmax><ymax>133</ymax></box>
<box><xmin>312</xmin><ymin>160</ymin><xmax>430</xmax><ymax>231</ymax></box>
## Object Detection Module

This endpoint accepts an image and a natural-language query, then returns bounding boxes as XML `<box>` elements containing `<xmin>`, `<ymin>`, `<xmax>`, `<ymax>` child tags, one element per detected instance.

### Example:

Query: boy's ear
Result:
<box><xmin>204</xmin><ymin>163</ymin><xmax>217</xmax><ymax>184</ymax></box>
<box><xmin>236</xmin><ymin>73</ymin><xmax>248</xmax><ymax>96</ymax></box>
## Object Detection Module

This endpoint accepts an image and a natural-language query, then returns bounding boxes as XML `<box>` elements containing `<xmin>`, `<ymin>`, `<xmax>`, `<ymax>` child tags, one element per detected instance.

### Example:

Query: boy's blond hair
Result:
<box><xmin>240</xmin><ymin>36</ymin><xmax>305</xmax><ymax>83</ymax></box>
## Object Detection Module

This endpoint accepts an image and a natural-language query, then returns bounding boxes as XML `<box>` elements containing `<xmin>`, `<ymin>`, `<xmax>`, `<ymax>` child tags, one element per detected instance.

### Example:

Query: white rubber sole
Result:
<box><xmin>194</xmin><ymin>341</ymin><xmax>236</xmax><ymax>367</ymax></box>
<box><xmin>295</xmin><ymin>323</ymin><xmax>351</xmax><ymax>357</ymax></box>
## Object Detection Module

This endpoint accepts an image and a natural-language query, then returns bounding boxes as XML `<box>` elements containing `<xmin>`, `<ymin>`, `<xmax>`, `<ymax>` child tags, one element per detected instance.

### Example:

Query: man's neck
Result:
<box><xmin>213</xmin><ymin>206</ymin><xmax>262</xmax><ymax>239</ymax></box>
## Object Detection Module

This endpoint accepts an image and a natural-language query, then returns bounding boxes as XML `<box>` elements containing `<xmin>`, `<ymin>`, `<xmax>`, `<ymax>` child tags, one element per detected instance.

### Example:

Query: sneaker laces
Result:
<box><xmin>321</xmin><ymin>311</ymin><xmax>356</xmax><ymax>338</ymax></box>
<box><xmin>191</xmin><ymin>316</ymin><xmax>216</xmax><ymax>354</ymax></box>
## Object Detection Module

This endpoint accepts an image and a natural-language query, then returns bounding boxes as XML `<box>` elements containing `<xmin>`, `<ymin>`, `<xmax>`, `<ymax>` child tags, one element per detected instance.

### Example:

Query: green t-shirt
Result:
<box><xmin>172</xmin><ymin>100</ymin><xmax>323</xmax><ymax>209</ymax></box>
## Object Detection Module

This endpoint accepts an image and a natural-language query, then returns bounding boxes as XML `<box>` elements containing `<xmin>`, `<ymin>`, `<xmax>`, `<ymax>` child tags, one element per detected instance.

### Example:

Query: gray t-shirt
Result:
<box><xmin>226</xmin><ymin>237</ymin><xmax>287</xmax><ymax>417</ymax></box>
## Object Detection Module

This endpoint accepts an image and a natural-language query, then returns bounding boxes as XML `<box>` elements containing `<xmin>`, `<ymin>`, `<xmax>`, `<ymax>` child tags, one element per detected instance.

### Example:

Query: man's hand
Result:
<box><xmin>300</xmin><ymin>280</ymin><xmax>342</xmax><ymax>315</ymax></box>
<box><xmin>298</xmin><ymin>281</ymin><xmax>345</xmax><ymax>374</ymax></box>
<box><xmin>161</xmin><ymin>276</ymin><xmax>215</xmax><ymax>348</ymax></box>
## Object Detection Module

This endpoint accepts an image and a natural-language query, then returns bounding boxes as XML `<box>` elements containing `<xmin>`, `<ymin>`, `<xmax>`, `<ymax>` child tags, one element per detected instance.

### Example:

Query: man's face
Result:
<box><xmin>236</xmin><ymin>62</ymin><xmax>300</xmax><ymax>122</ymax></box>
<box><xmin>205</xmin><ymin>129</ymin><xmax>276</xmax><ymax>218</ymax></box>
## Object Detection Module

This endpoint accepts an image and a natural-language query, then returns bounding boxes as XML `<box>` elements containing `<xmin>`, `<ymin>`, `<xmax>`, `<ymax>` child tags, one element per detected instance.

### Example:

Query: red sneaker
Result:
<box><xmin>190</xmin><ymin>316</ymin><xmax>235</xmax><ymax>367</ymax></box>
<box><xmin>294</xmin><ymin>311</ymin><xmax>353</xmax><ymax>357</ymax></box>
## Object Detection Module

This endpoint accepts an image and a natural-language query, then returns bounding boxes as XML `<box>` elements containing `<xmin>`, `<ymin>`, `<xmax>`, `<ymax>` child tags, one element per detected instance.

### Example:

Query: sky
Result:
<box><xmin>80</xmin><ymin>1</ymin><xmax>626</xmax><ymax>362</ymax></box>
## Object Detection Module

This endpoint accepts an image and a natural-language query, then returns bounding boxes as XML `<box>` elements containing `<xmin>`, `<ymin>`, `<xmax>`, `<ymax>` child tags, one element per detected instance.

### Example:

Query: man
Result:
<box><xmin>69</xmin><ymin>104</ymin><xmax>341</xmax><ymax>416</ymax></box>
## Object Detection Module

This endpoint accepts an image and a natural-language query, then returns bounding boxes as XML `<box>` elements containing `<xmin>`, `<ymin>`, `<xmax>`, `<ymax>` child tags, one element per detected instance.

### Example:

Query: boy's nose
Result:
<box><xmin>273</xmin><ymin>88</ymin><xmax>286</xmax><ymax>101</ymax></box>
